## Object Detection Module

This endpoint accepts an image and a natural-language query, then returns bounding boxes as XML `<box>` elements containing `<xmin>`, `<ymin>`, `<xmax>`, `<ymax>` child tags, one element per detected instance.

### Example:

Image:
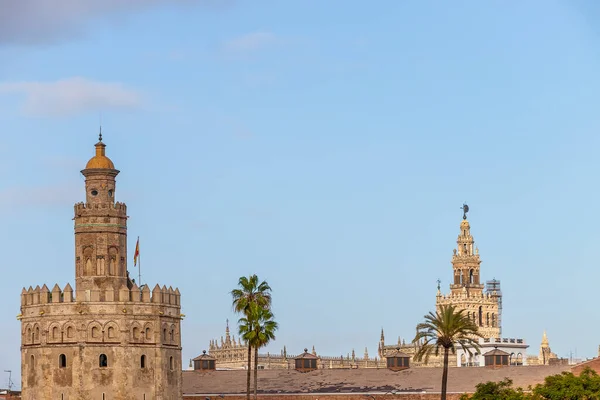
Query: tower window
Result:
<box><xmin>169</xmin><ymin>356</ymin><xmax>174</xmax><ymax>371</ymax></box>
<box><xmin>91</xmin><ymin>189</ymin><xmax>98</xmax><ymax>196</ymax></box>
<box><xmin>141</xmin><ymin>355</ymin><xmax>146</xmax><ymax>369</ymax></box>
<box><xmin>59</xmin><ymin>354</ymin><xmax>67</xmax><ymax>368</ymax></box>
<box><xmin>108</xmin><ymin>190</ymin><xmax>113</xmax><ymax>197</ymax></box>
<box><xmin>99</xmin><ymin>354</ymin><xmax>108</xmax><ymax>367</ymax></box>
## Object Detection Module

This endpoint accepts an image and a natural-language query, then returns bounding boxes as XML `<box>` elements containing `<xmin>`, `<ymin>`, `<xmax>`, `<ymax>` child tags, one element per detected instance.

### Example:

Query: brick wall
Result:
<box><xmin>571</xmin><ymin>358</ymin><xmax>600</xmax><ymax>375</ymax></box>
<box><xmin>184</xmin><ymin>394</ymin><xmax>465</xmax><ymax>400</ymax></box>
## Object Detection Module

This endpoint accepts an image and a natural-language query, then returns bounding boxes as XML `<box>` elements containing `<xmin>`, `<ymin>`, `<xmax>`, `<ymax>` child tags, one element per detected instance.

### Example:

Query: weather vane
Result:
<box><xmin>461</xmin><ymin>203</ymin><xmax>469</xmax><ymax>220</ymax></box>
<box><xmin>436</xmin><ymin>279</ymin><xmax>441</xmax><ymax>291</ymax></box>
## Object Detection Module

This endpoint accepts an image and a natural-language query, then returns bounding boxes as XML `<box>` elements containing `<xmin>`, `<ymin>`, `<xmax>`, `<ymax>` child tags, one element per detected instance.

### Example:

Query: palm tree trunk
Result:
<box><xmin>246</xmin><ymin>343</ymin><xmax>252</xmax><ymax>400</ymax></box>
<box><xmin>254</xmin><ymin>345</ymin><xmax>259</xmax><ymax>400</ymax></box>
<box><xmin>441</xmin><ymin>346</ymin><xmax>449</xmax><ymax>400</ymax></box>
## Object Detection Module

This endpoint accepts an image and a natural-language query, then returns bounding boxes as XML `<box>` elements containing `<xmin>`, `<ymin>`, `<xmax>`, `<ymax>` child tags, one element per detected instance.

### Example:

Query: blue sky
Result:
<box><xmin>1</xmin><ymin>0</ymin><xmax>600</xmax><ymax>387</ymax></box>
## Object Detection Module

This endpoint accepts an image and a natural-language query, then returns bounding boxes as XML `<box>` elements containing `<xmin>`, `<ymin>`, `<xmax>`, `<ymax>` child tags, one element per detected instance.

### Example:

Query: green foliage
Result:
<box><xmin>460</xmin><ymin>378</ymin><xmax>529</xmax><ymax>400</ymax></box>
<box><xmin>413</xmin><ymin>304</ymin><xmax>483</xmax><ymax>400</ymax></box>
<box><xmin>231</xmin><ymin>274</ymin><xmax>275</xmax><ymax>400</ymax></box>
<box><xmin>238</xmin><ymin>302</ymin><xmax>278</xmax><ymax>349</ymax></box>
<box><xmin>461</xmin><ymin>367</ymin><xmax>600</xmax><ymax>400</ymax></box>
<box><xmin>531</xmin><ymin>367</ymin><xmax>600</xmax><ymax>400</ymax></box>
<box><xmin>231</xmin><ymin>274</ymin><xmax>272</xmax><ymax>316</ymax></box>
<box><xmin>413</xmin><ymin>304</ymin><xmax>483</xmax><ymax>363</ymax></box>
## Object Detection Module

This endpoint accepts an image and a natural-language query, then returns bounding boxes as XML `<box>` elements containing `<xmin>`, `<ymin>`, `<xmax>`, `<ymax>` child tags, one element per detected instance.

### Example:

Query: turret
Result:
<box><xmin>74</xmin><ymin>133</ymin><xmax>128</xmax><ymax>300</ymax></box>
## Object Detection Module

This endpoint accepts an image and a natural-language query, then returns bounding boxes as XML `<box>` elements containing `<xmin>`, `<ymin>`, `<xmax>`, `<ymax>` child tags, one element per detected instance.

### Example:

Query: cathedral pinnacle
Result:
<box><xmin>541</xmin><ymin>331</ymin><xmax>549</xmax><ymax>347</ymax></box>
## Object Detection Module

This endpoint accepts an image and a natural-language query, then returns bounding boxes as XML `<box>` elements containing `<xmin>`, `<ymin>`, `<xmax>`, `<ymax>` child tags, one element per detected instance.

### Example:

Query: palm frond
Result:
<box><xmin>411</xmin><ymin>304</ymin><xmax>483</xmax><ymax>365</ymax></box>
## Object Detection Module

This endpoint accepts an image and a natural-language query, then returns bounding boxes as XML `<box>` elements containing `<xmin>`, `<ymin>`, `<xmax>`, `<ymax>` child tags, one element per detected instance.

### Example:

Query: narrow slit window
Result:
<box><xmin>99</xmin><ymin>354</ymin><xmax>108</xmax><ymax>367</ymax></box>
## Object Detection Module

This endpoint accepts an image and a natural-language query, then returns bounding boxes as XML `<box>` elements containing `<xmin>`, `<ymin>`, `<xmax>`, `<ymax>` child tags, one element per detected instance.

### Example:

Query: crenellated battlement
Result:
<box><xmin>74</xmin><ymin>201</ymin><xmax>127</xmax><ymax>213</ymax></box>
<box><xmin>21</xmin><ymin>282</ymin><xmax>180</xmax><ymax>307</ymax></box>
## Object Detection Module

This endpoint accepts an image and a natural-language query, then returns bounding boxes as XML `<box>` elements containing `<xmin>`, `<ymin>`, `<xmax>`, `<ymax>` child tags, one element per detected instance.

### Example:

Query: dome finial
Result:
<box><xmin>99</xmin><ymin>125</ymin><xmax>103</xmax><ymax>142</ymax></box>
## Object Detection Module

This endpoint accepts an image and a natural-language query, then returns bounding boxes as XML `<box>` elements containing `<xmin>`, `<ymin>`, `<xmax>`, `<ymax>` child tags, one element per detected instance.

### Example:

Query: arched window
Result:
<box><xmin>99</xmin><ymin>354</ymin><xmax>108</xmax><ymax>368</ymax></box>
<box><xmin>67</xmin><ymin>326</ymin><xmax>74</xmax><ymax>339</ymax></box>
<box><xmin>27</xmin><ymin>327</ymin><xmax>32</xmax><ymax>344</ymax></box>
<box><xmin>486</xmin><ymin>313</ymin><xmax>490</xmax><ymax>327</ymax></box>
<box><xmin>469</xmin><ymin>269</ymin><xmax>474</xmax><ymax>284</ymax></box>
<box><xmin>92</xmin><ymin>326</ymin><xmax>99</xmax><ymax>339</ymax></box>
<box><xmin>491</xmin><ymin>313</ymin><xmax>496</xmax><ymax>327</ymax></box>
<box><xmin>34</xmin><ymin>326</ymin><xmax>40</xmax><ymax>343</ymax></box>
<box><xmin>169</xmin><ymin>356</ymin><xmax>174</xmax><ymax>371</ymax></box>
<box><xmin>163</xmin><ymin>328</ymin><xmax>167</xmax><ymax>341</ymax></box>
<box><xmin>107</xmin><ymin>326</ymin><xmax>115</xmax><ymax>339</ymax></box>
<box><xmin>145</xmin><ymin>328</ymin><xmax>151</xmax><ymax>341</ymax></box>
<box><xmin>478</xmin><ymin>306</ymin><xmax>483</xmax><ymax>327</ymax></box>
<box><xmin>52</xmin><ymin>326</ymin><xmax>59</xmax><ymax>340</ymax></box>
<box><xmin>141</xmin><ymin>355</ymin><xmax>146</xmax><ymax>369</ymax></box>
<box><xmin>169</xmin><ymin>329</ymin><xmax>174</xmax><ymax>342</ymax></box>
<box><xmin>30</xmin><ymin>355</ymin><xmax>35</xmax><ymax>370</ymax></box>
<box><xmin>59</xmin><ymin>354</ymin><xmax>67</xmax><ymax>368</ymax></box>
<box><xmin>133</xmin><ymin>327</ymin><xmax>140</xmax><ymax>341</ymax></box>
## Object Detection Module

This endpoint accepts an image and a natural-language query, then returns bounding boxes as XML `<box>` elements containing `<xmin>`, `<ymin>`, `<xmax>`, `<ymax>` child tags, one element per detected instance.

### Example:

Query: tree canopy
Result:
<box><xmin>460</xmin><ymin>367</ymin><xmax>600</xmax><ymax>400</ymax></box>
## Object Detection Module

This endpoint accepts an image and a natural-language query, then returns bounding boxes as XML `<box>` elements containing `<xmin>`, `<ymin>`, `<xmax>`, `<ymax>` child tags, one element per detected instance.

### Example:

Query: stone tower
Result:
<box><xmin>19</xmin><ymin>135</ymin><xmax>183</xmax><ymax>400</ymax></box>
<box><xmin>539</xmin><ymin>331</ymin><xmax>557</xmax><ymax>365</ymax></box>
<box><xmin>436</xmin><ymin>206</ymin><xmax>501</xmax><ymax>339</ymax></box>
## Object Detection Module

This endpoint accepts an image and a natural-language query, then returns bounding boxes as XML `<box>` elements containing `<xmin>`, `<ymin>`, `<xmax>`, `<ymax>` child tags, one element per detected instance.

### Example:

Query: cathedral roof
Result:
<box><xmin>85</xmin><ymin>133</ymin><xmax>115</xmax><ymax>169</ymax></box>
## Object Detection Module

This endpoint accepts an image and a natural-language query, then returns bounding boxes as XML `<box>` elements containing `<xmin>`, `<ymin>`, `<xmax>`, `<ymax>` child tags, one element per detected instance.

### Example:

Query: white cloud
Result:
<box><xmin>0</xmin><ymin>0</ymin><xmax>234</xmax><ymax>45</ymax></box>
<box><xmin>0</xmin><ymin>77</ymin><xmax>142</xmax><ymax>117</ymax></box>
<box><xmin>222</xmin><ymin>32</ymin><xmax>278</xmax><ymax>57</ymax></box>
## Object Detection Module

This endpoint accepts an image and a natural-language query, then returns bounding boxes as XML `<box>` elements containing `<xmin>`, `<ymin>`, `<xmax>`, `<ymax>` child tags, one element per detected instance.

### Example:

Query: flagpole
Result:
<box><xmin>138</xmin><ymin>236</ymin><xmax>141</xmax><ymax>287</ymax></box>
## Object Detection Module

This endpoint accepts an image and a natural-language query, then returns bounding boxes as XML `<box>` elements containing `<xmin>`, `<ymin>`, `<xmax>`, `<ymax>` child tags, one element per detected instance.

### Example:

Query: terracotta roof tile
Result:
<box><xmin>183</xmin><ymin>365</ymin><xmax>570</xmax><ymax>395</ymax></box>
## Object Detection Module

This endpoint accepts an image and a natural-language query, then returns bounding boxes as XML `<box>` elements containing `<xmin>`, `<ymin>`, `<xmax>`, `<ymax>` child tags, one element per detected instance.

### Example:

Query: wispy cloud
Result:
<box><xmin>0</xmin><ymin>0</ymin><xmax>235</xmax><ymax>46</ymax></box>
<box><xmin>221</xmin><ymin>32</ymin><xmax>278</xmax><ymax>58</ymax></box>
<box><xmin>0</xmin><ymin>77</ymin><xmax>142</xmax><ymax>117</ymax></box>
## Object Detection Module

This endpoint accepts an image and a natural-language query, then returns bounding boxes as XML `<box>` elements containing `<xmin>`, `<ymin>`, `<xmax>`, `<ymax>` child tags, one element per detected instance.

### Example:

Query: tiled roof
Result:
<box><xmin>193</xmin><ymin>350</ymin><xmax>216</xmax><ymax>361</ymax></box>
<box><xmin>183</xmin><ymin>365</ymin><xmax>570</xmax><ymax>395</ymax></box>
<box><xmin>294</xmin><ymin>349</ymin><xmax>319</xmax><ymax>360</ymax></box>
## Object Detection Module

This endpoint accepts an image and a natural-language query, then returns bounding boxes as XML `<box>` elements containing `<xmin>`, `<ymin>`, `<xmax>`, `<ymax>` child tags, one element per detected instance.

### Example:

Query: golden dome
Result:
<box><xmin>85</xmin><ymin>135</ymin><xmax>115</xmax><ymax>169</ymax></box>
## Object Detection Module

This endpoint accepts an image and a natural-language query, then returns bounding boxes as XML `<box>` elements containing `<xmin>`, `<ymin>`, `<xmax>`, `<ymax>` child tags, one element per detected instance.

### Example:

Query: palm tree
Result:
<box><xmin>231</xmin><ymin>275</ymin><xmax>272</xmax><ymax>400</ymax></box>
<box><xmin>412</xmin><ymin>304</ymin><xmax>483</xmax><ymax>400</ymax></box>
<box><xmin>238</xmin><ymin>303</ymin><xmax>278</xmax><ymax>400</ymax></box>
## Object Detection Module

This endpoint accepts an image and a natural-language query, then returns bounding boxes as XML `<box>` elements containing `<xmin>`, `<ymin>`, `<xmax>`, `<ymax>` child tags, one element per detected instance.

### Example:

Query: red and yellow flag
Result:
<box><xmin>134</xmin><ymin>237</ymin><xmax>140</xmax><ymax>266</ymax></box>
